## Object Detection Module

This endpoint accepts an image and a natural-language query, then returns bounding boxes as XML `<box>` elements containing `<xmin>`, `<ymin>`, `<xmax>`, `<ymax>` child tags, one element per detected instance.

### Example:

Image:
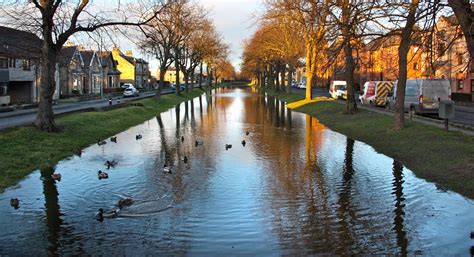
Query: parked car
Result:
<box><xmin>359</xmin><ymin>81</ymin><xmax>395</xmax><ymax>107</ymax></box>
<box><xmin>298</xmin><ymin>81</ymin><xmax>306</xmax><ymax>89</ymax></box>
<box><xmin>387</xmin><ymin>79</ymin><xmax>451</xmax><ymax>115</ymax></box>
<box><xmin>121</xmin><ymin>83</ymin><xmax>134</xmax><ymax>90</ymax></box>
<box><xmin>170</xmin><ymin>83</ymin><xmax>185</xmax><ymax>91</ymax></box>
<box><xmin>329</xmin><ymin>81</ymin><xmax>347</xmax><ymax>99</ymax></box>
<box><xmin>291</xmin><ymin>81</ymin><xmax>298</xmax><ymax>88</ymax></box>
<box><xmin>123</xmin><ymin>87</ymin><xmax>140</xmax><ymax>97</ymax></box>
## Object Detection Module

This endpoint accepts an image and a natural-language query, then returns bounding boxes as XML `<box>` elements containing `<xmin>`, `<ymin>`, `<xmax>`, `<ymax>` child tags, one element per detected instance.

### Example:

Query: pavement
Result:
<box><xmin>0</xmin><ymin>89</ymin><xmax>174</xmax><ymax>130</ymax></box>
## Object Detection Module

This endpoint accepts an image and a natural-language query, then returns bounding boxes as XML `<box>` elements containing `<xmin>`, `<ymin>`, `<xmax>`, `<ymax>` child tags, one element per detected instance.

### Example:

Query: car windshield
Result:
<box><xmin>336</xmin><ymin>85</ymin><xmax>346</xmax><ymax>90</ymax></box>
<box><xmin>125</xmin><ymin>89</ymin><xmax>132</xmax><ymax>91</ymax></box>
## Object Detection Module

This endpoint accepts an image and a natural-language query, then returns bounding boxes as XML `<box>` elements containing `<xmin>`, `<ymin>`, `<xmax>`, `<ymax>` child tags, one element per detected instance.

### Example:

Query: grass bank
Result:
<box><xmin>267</xmin><ymin>89</ymin><xmax>474</xmax><ymax>199</ymax></box>
<box><xmin>0</xmin><ymin>87</ymin><xmax>215</xmax><ymax>192</ymax></box>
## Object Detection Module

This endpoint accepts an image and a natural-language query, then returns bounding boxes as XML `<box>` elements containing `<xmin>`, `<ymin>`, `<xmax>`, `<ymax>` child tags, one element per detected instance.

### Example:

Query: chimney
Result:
<box><xmin>125</xmin><ymin>50</ymin><xmax>133</xmax><ymax>57</ymax></box>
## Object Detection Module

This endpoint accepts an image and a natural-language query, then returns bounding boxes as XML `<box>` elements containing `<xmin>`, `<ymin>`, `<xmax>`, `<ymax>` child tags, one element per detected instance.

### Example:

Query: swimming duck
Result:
<box><xmin>118</xmin><ymin>198</ymin><xmax>133</xmax><ymax>208</ymax></box>
<box><xmin>10</xmin><ymin>198</ymin><xmax>19</xmax><ymax>209</ymax></box>
<box><xmin>225</xmin><ymin>144</ymin><xmax>232</xmax><ymax>150</ymax></box>
<box><xmin>105</xmin><ymin>160</ymin><xmax>118</xmax><ymax>169</ymax></box>
<box><xmin>110</xmin><ymin>137</ymin><xmax>117</xmax><ymax>143</ymax></box>
<box><xmin>97</xmin><ymin>139</ymin><xmax>107</xmax><ymax>146</ymax></box>
<box><xmin>74</xmin><ymin>148</ymin><xmax>83</xmax><ymax>157</ymax></box>
<box><xmin>241</xmin><ymin>140</ymin><xmax>246</xmax><ymax>147</ymax></box>
<box><xmin>136</xmin><ymin>134</ymin><xmax>142</xmax><ymax>140</ymax></box>
<box><xmin>181</xmin><ymin>136</ymin><xmax>184</xmax><ymax>142</ymax></box>
<box><xmin>96</xmin><ymin>208</ymin><xmax>119</xmax><ymax>222</ymax></box>
<box><xmin>51</xmin><ymin>173</ymin><xmax>62</xmax><ymax>181</ymax></box>
<box><xmin>163</xmin><ymin>165</ymin><xmax>172</xmax><ymax>174</ymax></box>
<box><xmin>471</xmin><ymin>231</ymin><xmax>474</xmax><ymax>239</ymax></box>
<box><xmin>246</xmin><ymin>131</ymin><xmax>250</xmax><ymax>136</ymax></box>
<box><xmin>98</xmin><ymin>170</ymin><xmax>109</xmax><ymax>179</ymax></box>
<box><xmin>195</xmin><ymin>140</ymin><xmax>203</xmax><ymax>147</ymax></box>
<box><xmin>183</xmin><ymin>156</ymin><xmax>188</xmax><ymax>164</ymax></box>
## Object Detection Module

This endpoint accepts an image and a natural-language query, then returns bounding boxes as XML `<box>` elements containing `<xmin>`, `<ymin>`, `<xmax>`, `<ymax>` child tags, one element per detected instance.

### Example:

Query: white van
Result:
<box><xmin>329</xmin><ymin>81</ymin><xmax>347</xmax><ymax>99</ymax></box>
<box><xmin>388</xmin><ymin>79</ymin><xmax>451</xmax><ymax>114</ymax></box>
<box><xmin>359</xmin><ymin>81</ymin><xmax>394</xmax><ymax>107</ymax></box>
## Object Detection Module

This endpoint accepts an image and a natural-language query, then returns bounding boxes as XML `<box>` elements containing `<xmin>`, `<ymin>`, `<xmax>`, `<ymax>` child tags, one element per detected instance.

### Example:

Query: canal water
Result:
<box><xmin>0</xmin><ymin>87</ymin><xmax>473</xmax><ymax>255</ymax></box>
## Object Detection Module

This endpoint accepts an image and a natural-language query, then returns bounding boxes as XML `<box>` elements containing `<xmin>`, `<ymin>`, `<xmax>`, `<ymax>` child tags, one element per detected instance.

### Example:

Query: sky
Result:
<box><xmin>200</xmin><ymin>0</ymin><xmax>264</xmax><ymax>72</ymax></box>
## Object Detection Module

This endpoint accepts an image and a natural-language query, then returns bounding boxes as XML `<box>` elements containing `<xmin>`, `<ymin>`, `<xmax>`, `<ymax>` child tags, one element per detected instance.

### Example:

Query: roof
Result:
<box><xmin>121</xmin><ymin>54</ymin><xmax>135</xmax><ymax>64</ymax></box>
<box><xmin>58</xmin><ymin>46</ymin><xmax>79</xmax><ymax>66</ymax></box>
<box><xmin>98</xmin><ymin>51</ymin><xmax>111</xmax><ymax>66</ymax></box>
<box><xmin>80</xmin><ymin>50</ymin><xmax>95</xmax><ymax>67</ymax></box>
<box><xmin>0</xmin><ymin>26</ymin><xmax>42</xmax><ymax>59</ymax></box>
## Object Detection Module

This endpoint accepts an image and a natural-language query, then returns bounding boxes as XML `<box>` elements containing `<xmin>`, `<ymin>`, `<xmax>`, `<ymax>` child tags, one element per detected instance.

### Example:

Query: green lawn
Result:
<box><xmin>0</xmin><ymin>87</ymin><xmax>213</xmax><ymax>192</ymax></box>
<box><xmin>267</xmin><ymin>88</ymin><xmax>474</xmax><ymax>199</ymax></box>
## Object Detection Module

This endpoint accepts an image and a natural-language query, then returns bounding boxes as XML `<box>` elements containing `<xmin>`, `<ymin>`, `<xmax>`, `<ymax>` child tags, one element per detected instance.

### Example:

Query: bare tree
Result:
<box><xmin>1</xmin><ymin>0</ymin><xmax>165</xmax><ymax>132</ymax></box>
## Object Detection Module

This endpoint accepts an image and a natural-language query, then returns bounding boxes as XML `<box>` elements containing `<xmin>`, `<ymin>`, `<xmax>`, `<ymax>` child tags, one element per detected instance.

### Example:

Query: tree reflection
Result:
<box><xmin>392</xmin><ymin>159</ymin><xmax>408</xmax><ymax>256</ymax></box>
<box><xmin>336</xmin><ymin>138</ymin><xmax>356</xmax><ymax>253</ymax></box>
<box><xmin>40</xmin><ymin>166</ymin><xmax>62</xmax><ymax>256</ymax></box>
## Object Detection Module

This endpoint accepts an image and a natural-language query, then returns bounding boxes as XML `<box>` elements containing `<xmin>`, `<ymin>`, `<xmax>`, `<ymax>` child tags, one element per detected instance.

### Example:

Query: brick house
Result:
<box><xmin>112</xmin><ymin>48</ymin><xmax>150</xmax><ymax>88</ymax></box>
<box><xmin>98</xmin><ymin>51</ymin><xmax>121</xmax><ymax>91</ymax></box>
<box><xmin>57</xmin><ymin>46</ymin><xmax>86</xmax><ymax>96</ymax></box>
<box><xmin>80</xmin><ymin>50</ymin><xmax>102</xmax><ymax>94</ymax></box>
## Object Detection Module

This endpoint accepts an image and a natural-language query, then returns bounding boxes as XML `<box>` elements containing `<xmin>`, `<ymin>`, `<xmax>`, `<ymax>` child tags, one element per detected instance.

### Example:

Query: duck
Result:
<box><xmin>181</xmin><ymin>136</ymin><xmax>185</xmax><ymax>142</ymax></box>
<box><xmin>97</xmin><ymin>139</ymin><xmax>107</xmax><ymax>146</ymax></box>
<box><xmin>225</xmin><ymin>144</ymin><xmax>232</xmax><ymax>150</ymax></box>
<box><xmin>10</xmin><ymin>198</ymin><xmax>19</xmax><ymax>209</ymax></box>
<box><xmin>118</xmin><ymin>198</ymin><xmax>133</xmax><ymax>208</ymax></box>
<box><xmin>163</xmin><ymin>165</ymin><xmax>172</xmax><ymax>174</ymax></box>
<box><xmin>110</xmin><ymin>137</ymin><xmax>117</xmax><ymax>143</ymax></box>
<box><xmin>98</xmin><ymin>170</ymin><xmax>109</xmax><ymax>179</ymax></box>
<box><xmin>182</xmin><ymin>155</ymin><xmax>188</xmax><ymax>164</ymax></box>
<box><xmin>195</xmin><ymin>140</ymin><xmax>203</xmax><ymax>147</ymax></box>
<box><xmin>51</xmin><ymin>173</ymin><xmax>62</xmax><ymax>181</ymax></box>
<box><xmin>96</xmin><ymin>208</ymin><xmax>119</xmax><ymax>222</ymax></box>
<box><xmin>246</xmin><ymin>131</ymin><xmax>250</xmax><ymax>136</ymax></box>
<box><xmin>471</xmin><ymin>231</ymin><xmax>474</xmax><ymax>239</ymax></box>
<box><xmin>241</xmin><ymin>140</ymin><xmax>246</xmax><ymax>147</ymax></box>
<box><xmin>136</xmin><ymin>134</ymin><xmax>142</xmax><ymax>140</ymax></box>
<box><xmin>105</xmin><ymin>160</ymin><xmax>118</xmax><ymax>169</ymax></box>
<box><xmin>74</xmin><ymin>148</ymin><xmax>83</xmax><ymax>157</ymax></box>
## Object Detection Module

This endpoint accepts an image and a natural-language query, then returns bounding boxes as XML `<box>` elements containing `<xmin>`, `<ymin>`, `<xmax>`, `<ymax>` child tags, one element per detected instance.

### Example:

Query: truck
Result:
<box><xmin>388</xmin><ymin>79</ymin><xmax>451</xmax><ymax>115</ymax></box>
<box><xmin>359</xmin><ymin>81</ymin><xmax>394</xmax><ymax>107</ymax></box>
<box><xmin>329</xmin><ymin>80</ymin><xmax>347</xmax><ymax>100</ymax></box>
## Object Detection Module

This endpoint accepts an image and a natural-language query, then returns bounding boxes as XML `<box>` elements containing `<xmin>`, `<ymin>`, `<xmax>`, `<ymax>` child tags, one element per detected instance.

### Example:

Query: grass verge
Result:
<box><xmin>267</xmin><ymin>89</ymin><xmax>474</xmax><ymax>199</ymax></box>
<box><xmin>0</xmin><ymin>87</ymin><xmax>214</xmax><ymax>192</ymax></box>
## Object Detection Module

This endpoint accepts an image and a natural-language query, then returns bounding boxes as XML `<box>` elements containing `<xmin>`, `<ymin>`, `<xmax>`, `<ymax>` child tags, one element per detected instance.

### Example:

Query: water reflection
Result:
<box><xmin>40</xmin><ymin>166</ymin><xmax>62</xmax><ymax>256</ymax></box>
<box><xmin>392</xmin><ymin>160</ymin><xmax>408</xmax><ymax>255</ymax></box>
<box><xmin>0</xmin><ymin>87</ymin><xmax>473</xmax><ymax>255</ymax></box>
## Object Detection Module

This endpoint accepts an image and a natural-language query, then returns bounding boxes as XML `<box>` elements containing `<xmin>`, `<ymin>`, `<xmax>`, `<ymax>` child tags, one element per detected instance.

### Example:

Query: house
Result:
<box><xmin>157</xmin><ymin>67</ymin><xmax>185</xmax><ymax>84</ymax></box>
<box><xmin>0</xmin><ymin>26</ymin><xmax>41</xmax><ymax>105</ymax></box>
<box><xmin>57</xmin><ymin>45</ymin><xmax>86</xmax><ymax>97</ymax></box>
<box><xmin>80</xmin><ymin>50</ymin><xmax>102</xmax><ymax>94</ymax></box>
<box><xmin>98</xmin><ymin>51</ymin><xmax>121</xmax><ymax>92</ymax></box>
<box><xmin>112</xmin><ymin>48</ymin><xmax>150</xmax><ymax>88</ymax></box>
<box><xmin>430</xmin><ymin>15</ymin><xmax>473</xmax><ymax>97</ymax></box>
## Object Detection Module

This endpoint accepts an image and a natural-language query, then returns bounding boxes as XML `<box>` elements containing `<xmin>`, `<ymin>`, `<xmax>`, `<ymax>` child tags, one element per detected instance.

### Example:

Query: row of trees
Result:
<box><xmin>139</xmin><ymin>0</ymin><xmax>234</xmax><ymax>98</ymax></box>
<box><xmin>1</xmin><ymin>0</ymin><xmax>235</xmax><ymax>132</ymax></box>
<box><xmin>241</xmin><ymin>0</ymin><xmax>473</xmax><ymax>130</ymax></box>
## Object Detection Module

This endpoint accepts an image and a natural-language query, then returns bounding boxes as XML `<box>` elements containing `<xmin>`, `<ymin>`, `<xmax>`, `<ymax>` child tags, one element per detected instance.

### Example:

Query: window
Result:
<box><xmin>8</xmin><ymin>58</ymin><xmax>15</xmax><ymax>68</ymax></box>
<box><xmin>0</xmin><ymin>85</ymin><xmax>7</xmax><ymax>96</ymax></box>
<box><xmin>0</xmin><ymin>57</ymin><xmax>7</xmax><ymax>68</ymax></box>
<box><xmin>458</xmin><ymin>80</ymin><xmax>463</xmax><ymax>90</ymax></box>
<box><xmin>413</xmin><ymin>62</ymin><xmax>419</xmax><ymax>70</ymax></box>
<box><xmin>22</xmin><ymin>59</ymin><xmax>30</xmax><ymax>71</ymax></box>
<box><xmin>458</xmin><ymin>53</ymin><xmax>463</xmax><ymax>65</ymax></box>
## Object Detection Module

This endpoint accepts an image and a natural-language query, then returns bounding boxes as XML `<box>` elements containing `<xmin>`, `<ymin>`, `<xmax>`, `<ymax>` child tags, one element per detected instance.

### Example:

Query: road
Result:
<box><xmin>0</xmin><ymin>90</ymin><xmax>174</xmax><ymax>130</ymax></box>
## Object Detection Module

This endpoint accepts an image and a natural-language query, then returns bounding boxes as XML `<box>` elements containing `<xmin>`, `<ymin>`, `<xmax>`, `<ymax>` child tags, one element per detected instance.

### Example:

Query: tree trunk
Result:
<box><xmin>190</xmin><ymin>70</ymin><xmax>194</xmax><ymax>91</ymax></box>
<box><xmin>305</xmin><ymin>40</ymin><xmax>316</xmax><ymax>100</ymax></box>
<box><xmin>206</xmin><ymin>66</ymin><xmax>211</xmax><ymax>87</ymax></box>
<box><xmin>287</xmin><ymin>65</ymin><xmax>293</xmax><ymax>93</ymax></box>
<box><xmin>184</xmin><ymin>72</ymin><xmax>189</xmax><ymax>93</ymax></box>
<box><xmin>280</xmin><ymin>65</ymin><xmax>286</xmax><ymax>93</ymax></box>
<box><xmin>157</xmin><ymin>65</ymin><xmax>166</xmax><ymax>99</ymax></box>
<box><xmin>344</xmin><ymin>40</ymin><xmax>358</xmax><ymax>114</ymax></box>
<box><xmin>395</xmin><ymin>0</ymin><xmax>419</xmax><ymax>130</ymax></box>
<box><xmin>448</xmin><ymin>0</ymin><xmax>474</xmax><ymax>71</ymax></box>
<box><xmin>35</xmin><ymin>44</ymin><xmax>62</xmax><ymax>132</ymax></box>
<box><xmin>175</xmin><ymin>47</ymin><xmax>180</xmax><ymax>96</ymax></box>
<box><xmin>198</xmin><ymin>62</ymin><xmax>203</xmax><ymax>89</ymax></box>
